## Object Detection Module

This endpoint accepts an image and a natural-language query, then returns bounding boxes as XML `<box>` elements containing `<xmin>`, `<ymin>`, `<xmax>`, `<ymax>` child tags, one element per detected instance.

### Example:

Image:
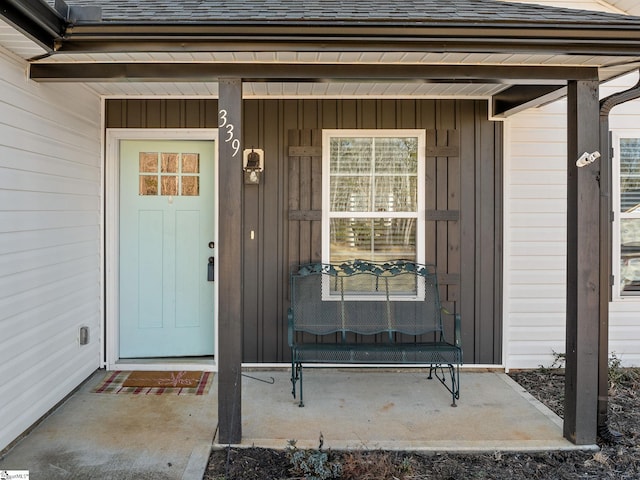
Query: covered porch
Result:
<box><xmin>0</xmin><ymin>368</ymin><xmax>584</xmax><ymax>479</ymax></box>
<box><xmin>3</xmin><ymin>0</ymin><xmax>640</xmax><ymax>450</ymax></box>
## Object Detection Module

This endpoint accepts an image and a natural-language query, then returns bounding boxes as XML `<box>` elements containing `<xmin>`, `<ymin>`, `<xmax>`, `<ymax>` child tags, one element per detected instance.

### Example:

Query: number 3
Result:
<box><xmin>218</xmin><ymin>109</ymin><xmax>228</xmax><ymax>128</ymax></box>
<box><xmin>225</xmin><ymin>124</ymin><xmax>234</xmax><ymax>142</ymax></box>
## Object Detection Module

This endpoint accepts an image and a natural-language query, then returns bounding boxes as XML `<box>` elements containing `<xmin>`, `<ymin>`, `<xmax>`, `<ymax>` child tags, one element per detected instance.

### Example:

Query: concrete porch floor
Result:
<box><xmin>0</xmin><ymin>368</ymin><xmax>593</xmax><ymax>480</ymax></box>
<box><xmin>241</xmin><ymin>369</ymin><xmax>584</xmax><ymax>452</ymax></box>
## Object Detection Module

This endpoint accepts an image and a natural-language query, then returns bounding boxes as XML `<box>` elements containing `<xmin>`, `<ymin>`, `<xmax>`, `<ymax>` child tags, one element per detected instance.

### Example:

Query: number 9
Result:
<box><xmin>232</xmin><ymin>138</ymin><xmax>240</xmax><ymax>157</ymax></box>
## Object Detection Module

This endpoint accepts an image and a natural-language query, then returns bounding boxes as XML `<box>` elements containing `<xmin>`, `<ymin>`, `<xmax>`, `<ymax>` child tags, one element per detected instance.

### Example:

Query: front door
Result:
<box><xmin>119</xmin><ymin>140</ymin><xmax>215</xmax><ymax>358</ymax></box>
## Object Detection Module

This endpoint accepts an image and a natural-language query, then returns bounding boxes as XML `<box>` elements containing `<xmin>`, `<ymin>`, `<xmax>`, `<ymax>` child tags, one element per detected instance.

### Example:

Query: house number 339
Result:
<box><xmin>218</xmin><ymin>109</ymin><xmax>240</xmax><ymax>157</ymax></box>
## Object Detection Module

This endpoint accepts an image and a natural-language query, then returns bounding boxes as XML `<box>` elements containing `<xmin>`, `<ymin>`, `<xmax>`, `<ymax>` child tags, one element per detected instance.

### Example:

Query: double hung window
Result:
<box><xmin>321</xmin><ymin>130</ymin><xmax>425</xmax><ymax>295</ymax></box>
<box><xmin>614</xmin><ymin>133</ymin><xmax>640</xmax><ymax>296</ymax></box>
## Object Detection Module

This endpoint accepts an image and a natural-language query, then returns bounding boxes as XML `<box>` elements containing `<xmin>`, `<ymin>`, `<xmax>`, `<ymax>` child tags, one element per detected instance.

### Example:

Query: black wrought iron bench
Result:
<box><xmin>287</xmin><ymin>259</ymin><xmax>462</xmax><ymax>407</ymax></box>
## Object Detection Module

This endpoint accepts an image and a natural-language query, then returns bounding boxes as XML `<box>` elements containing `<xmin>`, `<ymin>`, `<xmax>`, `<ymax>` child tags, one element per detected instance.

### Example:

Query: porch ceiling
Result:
<box><xmin>606</xmin><ymin>0</ymin><xmax>640</xmax><ymax>17</ymax></box>
<box><xmin>2</xmin><ymin>2</ymin><xmax>640</xmax><ymax>100</ymax></box>
<box><xmin>59</xmin><ymin>81</ymin><xmax>512</xmax><ymax>99</ymax></box>
<box><xmin>26</xmin><ymin>62</ymin><xmax>599</xmax><ymax>109</ymax></box>
<box><xmin>8</xmin><ymin>47</ymin><xmax>640</xmax><ymax>99</ymax></box>
<box><xmin>32</xmin><ymin>50</ymin><xmax>640</xmax><ymax>74</ymax></box>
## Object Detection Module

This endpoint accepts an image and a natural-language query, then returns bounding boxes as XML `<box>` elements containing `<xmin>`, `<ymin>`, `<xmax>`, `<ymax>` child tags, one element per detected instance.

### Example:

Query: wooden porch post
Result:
<box><xmin>217</xmin><ymin>78</ymin><xmax>243</xmax><ymax>444</ymax></box>
<box><xmin>564</xmin><ymin>79</ymin><xmax>600</xmax><ymax>445</ymax></box>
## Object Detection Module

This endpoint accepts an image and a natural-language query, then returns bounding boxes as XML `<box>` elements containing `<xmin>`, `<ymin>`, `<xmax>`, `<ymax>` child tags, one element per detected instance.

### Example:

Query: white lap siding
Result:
<box><xmin>504</xmin><ymin>71</ymin><xmax>640</xmax><ymax>369</ymax></box>
<box><xmin>0</xmin><ymin>47</ymin><xmax>101</xmax><ymax>451</ymax></box>
<box><xmin>504</xmin><ymin>100</ymin><xmax>568</xmax><ymax>370</ymax></box>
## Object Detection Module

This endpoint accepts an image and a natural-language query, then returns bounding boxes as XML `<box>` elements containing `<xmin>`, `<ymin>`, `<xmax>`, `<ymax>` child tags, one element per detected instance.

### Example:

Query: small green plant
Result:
<box><xmin>607</xmin><ymin>352</ymin><xmax>640</xmax><ymax>392</ymax></box>
<box><xmin>539</xmin><ymin>351</ymin><xmax>640</xmax><ymax>393</ymax></box>
<box><xmin>286</xmin><ymin>434</ymin><xmax>342</xmax><ymax>480</ymax></box>
<box><xmin>538</xmin><ymin>350</ymin><xmax>566</xmax><ymax>372</ymax></box>
<box><xmin>609</xmin><ymin>352</ymin><xmax>624</xmax><ymax>387</ymax></box>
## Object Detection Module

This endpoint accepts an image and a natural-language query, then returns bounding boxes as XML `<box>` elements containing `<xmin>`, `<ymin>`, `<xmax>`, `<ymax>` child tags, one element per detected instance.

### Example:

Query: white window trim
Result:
<box><xmin>613</xmin><ymin>130</ymin><xmax>640</xmax><ymax>300</ymax></box>
<box><xmin>321</xmin><ymin>129</ymin><xmax>426</xmax><ymax>301</ymax></box>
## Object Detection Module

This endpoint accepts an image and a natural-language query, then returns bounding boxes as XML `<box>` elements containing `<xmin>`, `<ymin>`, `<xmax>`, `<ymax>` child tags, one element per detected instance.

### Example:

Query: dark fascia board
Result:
<box><xmin>492</xmin><ymin>85</ymin><xmax>567</xmax><ymax>118</ymax></box>
<box><xmin>0</xmin><ymin>0</ymin><xmax>66</xmax><ymax>51</ymax></box>
<box><xmin>28</xmin><ymin>62</ymin><xmax>600</xmax><ymax>83</ymax></box>
<box><xmin>55</xmin><ymin>23</ymin><xmax>640</xmax><ymax>56</ymax></box>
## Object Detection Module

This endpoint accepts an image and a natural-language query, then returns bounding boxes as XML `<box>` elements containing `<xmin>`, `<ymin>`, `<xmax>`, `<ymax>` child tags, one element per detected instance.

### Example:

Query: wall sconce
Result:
<box><xmin>243</xmin><ymin>148</ymin><xmax>264</xmax><ymax>184</ymax></box>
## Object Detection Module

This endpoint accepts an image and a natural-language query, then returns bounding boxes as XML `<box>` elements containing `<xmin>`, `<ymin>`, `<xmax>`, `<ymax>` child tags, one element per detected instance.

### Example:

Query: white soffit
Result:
<box><xmin>36</xmin><ymin>50</ymin><xmax>640</xmax><ymax>68</ymax></box>
<box><xmin>86</xmin><ymin>81</ymin><xmax>510</xmax><ymax>98</ymax></box>
<box><xmin>502</xmin><ymin>1</ymin><xmax>640</xmax><ymax>22</ymax></box>
<box><xmin>590</xmin><ymin>0</ymin><xmax>640</xmax><ymax>16</ymax></box>
<box><xmin>502</xmin><ymin>0</ymin><xmax>626</xmax><ymax>14</ymax></box>
<box><xmin>0</xmin><ymin>18</ymin><xmax>47</xmax><ymax>59</ymax></box>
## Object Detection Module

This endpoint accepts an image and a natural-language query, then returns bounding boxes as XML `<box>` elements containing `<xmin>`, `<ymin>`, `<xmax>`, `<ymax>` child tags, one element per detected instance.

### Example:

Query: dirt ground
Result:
<box><xmin>204</xmin><ymin>365</ymin><xmax>640</xmax><ymax>479</ymax></box>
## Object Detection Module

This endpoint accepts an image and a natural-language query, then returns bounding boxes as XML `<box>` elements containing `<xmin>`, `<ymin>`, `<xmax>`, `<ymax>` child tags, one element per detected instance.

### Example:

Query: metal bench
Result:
<box><xmin>287</xmin><ymin>259</ymin><xmax>463</xmax><ymax>407</ymax></box>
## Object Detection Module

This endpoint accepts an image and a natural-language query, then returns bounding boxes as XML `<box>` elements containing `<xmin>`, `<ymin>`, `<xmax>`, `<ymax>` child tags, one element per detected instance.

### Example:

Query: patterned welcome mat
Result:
<box><xmin>93</xmin><ymin>370</ymin><xmax>213</xmax><ymax>395</ymax></box>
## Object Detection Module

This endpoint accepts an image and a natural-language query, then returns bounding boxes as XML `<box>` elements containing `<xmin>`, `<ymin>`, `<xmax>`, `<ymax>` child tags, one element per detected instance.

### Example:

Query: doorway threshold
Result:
<box><xmin>113</xmin><ymin>356</ymin><xmax>216</xmax><ymax>372</ymax></box>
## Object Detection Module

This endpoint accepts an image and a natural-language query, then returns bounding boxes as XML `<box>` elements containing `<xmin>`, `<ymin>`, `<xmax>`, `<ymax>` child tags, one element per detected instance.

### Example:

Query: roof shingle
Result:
<box><xmin>53</xmin><ymin>0</ymin><xmax>640</xmax><ymax>25</ymax></box>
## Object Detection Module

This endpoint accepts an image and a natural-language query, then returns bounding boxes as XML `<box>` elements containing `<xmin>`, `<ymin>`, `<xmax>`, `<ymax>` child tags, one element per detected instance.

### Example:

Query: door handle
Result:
<box><xmin>208</xmin><ymin>257</ymin><xmax>215</xmax><ymax>281</ymax></box>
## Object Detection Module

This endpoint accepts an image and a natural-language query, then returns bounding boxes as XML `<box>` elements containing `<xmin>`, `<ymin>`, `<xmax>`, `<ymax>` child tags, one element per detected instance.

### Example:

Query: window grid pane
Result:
<box><xmin>374</xmin><ymin>137</ymin><xmax>418</xmax><ymax>174</ymax></box>
<box><xmin>139</xmin><ymin>152</ymin><xmax>158</xmax><ymax>173</ymax></box>
<box><xmin>330</xmin><ymin>176</ymin><xmax>372</xmax><ymax>211</ymax></box>
<box><xmin>161</xmin><ymin>153</ymin><xmax>179</xmax><ymax>173</ymax></box>
<box><xmin>330</xmin><ymin>138</ymin><xmax>372</xmax><ymax>174</ymax></box>
<box><xmin>161</xmin><ymin>176</ymin><xmax>178</xmax><ymax>195</ymax></box>
<box><xmin>621</xmin><ymin>218</ymin><xmax>640</xmax><ymax>293</ymax></box>
<box><xmin>181</xmin><ymin>176</ymin><xmax>199</xmax><ymax>196</ymax></box>
<box><xmin>620</xmin><ymin>139</ymin><xmax>640</xmax><ymax>213</ymax></box>
<box><xmin>374</xmin><ymin>176</ymin><xmax>417</xmax><ymax>212</ymax></box>
<box><xmin>182</xmin><ymin>153</ymin><xmax>200</xmax><ymax>174</ymax></box>
<box><xmin>139</xmin><ymin>175</ymin><xmax>158</xmax><ymax>195</ymax></box>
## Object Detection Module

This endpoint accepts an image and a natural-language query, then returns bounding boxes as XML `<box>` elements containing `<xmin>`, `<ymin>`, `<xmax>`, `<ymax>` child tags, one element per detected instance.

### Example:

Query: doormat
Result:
<box><xmin>93</xmin><ymin>370</ymin><xmax>213</xmax><ymax>395</ymax></box>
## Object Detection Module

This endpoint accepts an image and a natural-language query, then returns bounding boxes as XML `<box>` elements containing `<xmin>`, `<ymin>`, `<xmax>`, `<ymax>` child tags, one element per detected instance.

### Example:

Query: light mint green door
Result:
<box><xmin>119</xmin><ymin>140</ymin><xmax>215</xmax><ymax>357</ymax></box>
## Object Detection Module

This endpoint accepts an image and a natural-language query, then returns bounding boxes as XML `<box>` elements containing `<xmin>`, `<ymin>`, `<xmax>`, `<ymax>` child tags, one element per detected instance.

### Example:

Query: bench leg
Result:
<box><xmin>449</xmin><ymin>363</ymin><xmax>460</xmax><ymax>407</ymax></box>
<box><xmin>428</xmin><ymin>363</ymin><xmax>460</xmax><ymax>407</ymax></box>
<box><xmin>291</xmin><ymin>358</ymin><xmax>297</xmax><ymax>400</ymax></box>
<box><xmin>298</xmin><ymin>364</ymin><xmax>304</xmax><ymax>407</ymax></box>
<box><xmin>290</xmin><ymin>361</ymin><xmax>305</xmax><ymax>407</ymax></box>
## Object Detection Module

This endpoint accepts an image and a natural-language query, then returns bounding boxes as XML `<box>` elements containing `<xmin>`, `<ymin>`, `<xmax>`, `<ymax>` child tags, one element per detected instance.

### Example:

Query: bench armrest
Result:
<box><xmin>287</xmin><ymin>307</ymin><xmax>294</xmax><ymax>347</ymax></box>
<box><xmin>454</xmin><ymin>313</ymin><xmax>461</xmax><ymax>347</ymax></box>
<box><xmin>442</xmin><ymin>307</ymin><xmax>462</xmax><ymax>347</ymax></box>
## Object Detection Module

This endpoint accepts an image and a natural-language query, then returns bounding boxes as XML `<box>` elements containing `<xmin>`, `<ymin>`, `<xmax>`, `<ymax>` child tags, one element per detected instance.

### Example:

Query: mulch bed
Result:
<box><xmin>204</xmin><ymin>366</ymin><xmax>640</xmax><ymax>479</ymax></box>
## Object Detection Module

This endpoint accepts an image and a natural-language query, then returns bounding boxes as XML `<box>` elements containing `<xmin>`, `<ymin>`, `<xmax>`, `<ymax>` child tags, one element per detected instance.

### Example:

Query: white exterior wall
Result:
<box><xmin>0</xmin><ymin>47</ymin><xmax>102</xmax><ymax>451</ymax></box>
<box><xmin>504</xmin><ymin>71</ymin><xmax>640</xmax><ymax>369</ymax></box>
<box><xmin>504</xmin><ymin>98</ymin><xmax>568</xmax><ymax>370</ymax></box>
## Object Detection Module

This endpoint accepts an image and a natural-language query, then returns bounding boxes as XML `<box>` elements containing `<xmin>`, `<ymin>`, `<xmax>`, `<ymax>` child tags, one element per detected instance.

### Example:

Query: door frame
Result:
<box><xmin>105</xmin><ymin>128</ymin><xmax>219</xmax><ymax>371</ymax></box>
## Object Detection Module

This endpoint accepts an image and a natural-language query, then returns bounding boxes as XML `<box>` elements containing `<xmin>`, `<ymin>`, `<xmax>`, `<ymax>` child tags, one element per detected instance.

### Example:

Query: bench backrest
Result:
<box><xmin>290</xmin><ymin>260</ymin><xmax>444</xmax><ymax>338</ymax></box>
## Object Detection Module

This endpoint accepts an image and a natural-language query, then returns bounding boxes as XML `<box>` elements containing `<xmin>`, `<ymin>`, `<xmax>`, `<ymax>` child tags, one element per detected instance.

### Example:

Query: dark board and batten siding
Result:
<box><xmin>106</xmin><ymin>98</ymin><xmax>502</xmax><ymax>365</ymax></box>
